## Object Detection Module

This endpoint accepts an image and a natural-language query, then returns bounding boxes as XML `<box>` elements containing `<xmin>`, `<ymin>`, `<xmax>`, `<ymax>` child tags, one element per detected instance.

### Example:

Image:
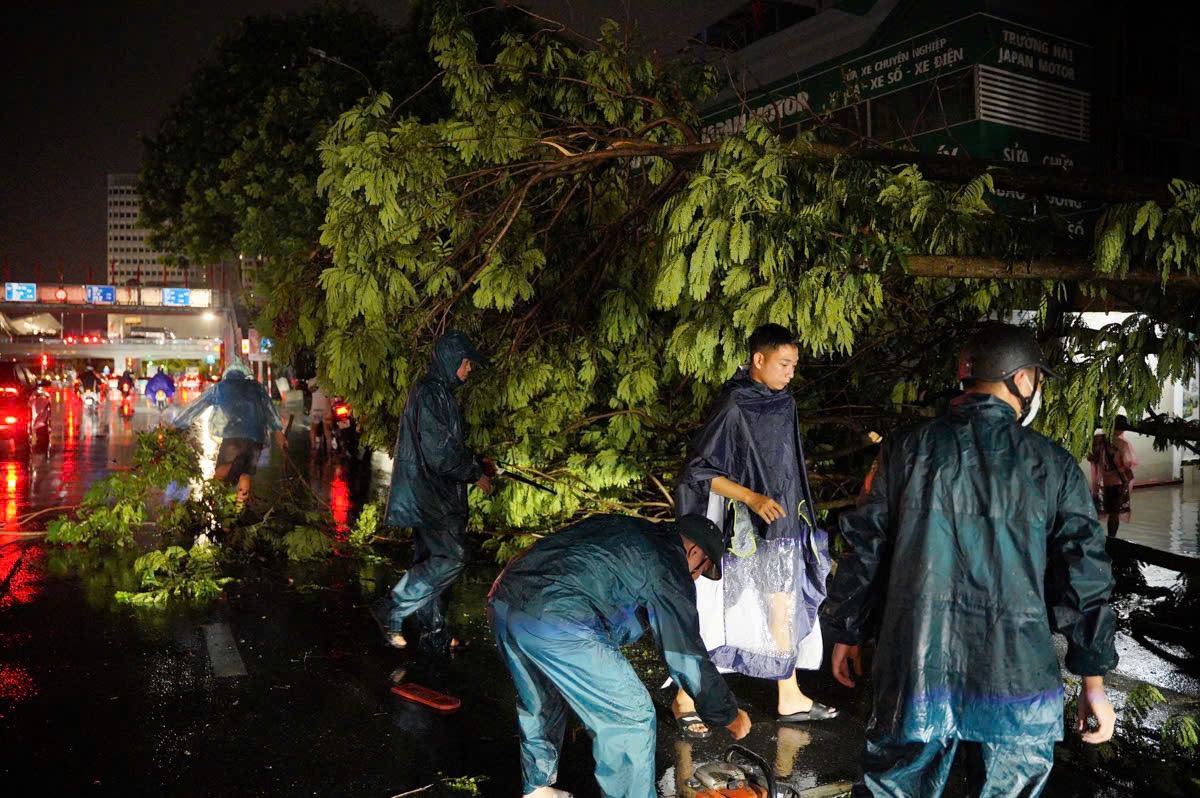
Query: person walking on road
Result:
<box><xmin>1089</xmin><ymin>415</ymin><xmax>1138</xmax><ymax>537</ymax></box>
<box><xmin>823</xmin><ymin>324</ymin><xmax>1118</xmax><ymax>798</ymax></box>
<box><xmin>173</xmin><ymin>360</ymin><xmax>286</xmax><ymax>505</ymax></box>
<box><xmin>379</xmin><ymin>331</ymin><xmax>492</xmax><ymax>654</ymax></box>
<box><xmin>488</xmin><ymin>513</ymin><xmax>751</xmax><ymax>798</ymax></box>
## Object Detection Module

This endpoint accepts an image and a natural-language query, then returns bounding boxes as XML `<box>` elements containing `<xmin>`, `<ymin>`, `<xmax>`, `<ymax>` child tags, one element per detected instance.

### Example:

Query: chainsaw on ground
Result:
<box><xmin>679</xmin><ymin>745</ymin><xmax>801</xmax><ymax>798</ymax></box>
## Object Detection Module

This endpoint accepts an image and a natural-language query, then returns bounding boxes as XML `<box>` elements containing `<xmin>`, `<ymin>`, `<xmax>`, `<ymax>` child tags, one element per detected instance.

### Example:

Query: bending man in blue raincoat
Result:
<box><xmin>381</xmin><ymin>331</ymin><xmax>492</xmax><ymax>653</ymax></box>
<box><xmin>489</xmin><ymin>513</ymin><xmax>752</xmax><ymax>798</ymax></box>
<box><xmin>823</xmin><ymin>324</ymin><xmax>1117</xmax><ymax>797</ymax></box>
<box><xmin>173</xmin><ymin>360</ymin><xmax>286</xmax><ymax>504</ymax></box>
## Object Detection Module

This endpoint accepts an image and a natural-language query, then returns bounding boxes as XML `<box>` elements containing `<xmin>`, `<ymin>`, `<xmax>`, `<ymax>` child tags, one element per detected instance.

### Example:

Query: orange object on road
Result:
<box><xmin>390</xmin><ymin>682</ymin><xmax>461</xmax><ymax>713</ymax></box>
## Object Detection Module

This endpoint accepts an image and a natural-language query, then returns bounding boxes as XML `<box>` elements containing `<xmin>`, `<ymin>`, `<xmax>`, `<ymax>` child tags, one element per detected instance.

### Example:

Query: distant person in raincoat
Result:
<box><xmin>672</xmin><ymin>323</ymin><xmax>833</xmax><ymax>737</ymax></box>
<box><xmin>488</xmin><ymin>513</ymin><xmax>752</xmax><ymax>798</ymax></box>
<box><xmin>380</xmin><ymin>331</ymin><xmax>493</xmax><ymax>653</ymax></box>
<box><xmin>1088</xmin><ymin>415</ymin><xmax>1138</xmax><ymax>537</ymax></box>
<box><xmin>173</xmin><ymin>360</ymin><xmax>286</xmax><ymax>504</ymax></box>
<box><xmin>823</xmin><ymin>324</ymin><xmax>1118</xmax><ymax>798</ymax></box>
<box><xmin>145</xmin><ymin>366</ymin><xmax>176</xmax><ymax>404</ymax></box>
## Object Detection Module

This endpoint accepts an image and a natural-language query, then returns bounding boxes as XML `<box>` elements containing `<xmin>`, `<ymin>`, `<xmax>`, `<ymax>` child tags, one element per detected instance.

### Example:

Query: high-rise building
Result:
<box><xmin>106</xmin><ymin>174</ymin><xmax>207</xmax><ymax>286</ymax></box>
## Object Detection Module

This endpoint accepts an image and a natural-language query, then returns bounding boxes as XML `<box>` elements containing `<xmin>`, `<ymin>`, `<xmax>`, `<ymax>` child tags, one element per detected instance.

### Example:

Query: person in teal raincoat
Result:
<box><xmin>380</xmin><ymin>331</ymin><xmax>492</xmax><ymax>653</ymax></box>
<box><xmin>823</xmin><ymin>324</ymin><xmax>1117</xmax><ymax>798</ymax></box>
<box><xmin>488</xmin><ymin>513</ymin><xmax>751</xmax><ymax>798</ymax></box>
<box><xmin>173</xmin><ymin>360</ymin><xmax>285</xmax><ymax>504</ymax></box>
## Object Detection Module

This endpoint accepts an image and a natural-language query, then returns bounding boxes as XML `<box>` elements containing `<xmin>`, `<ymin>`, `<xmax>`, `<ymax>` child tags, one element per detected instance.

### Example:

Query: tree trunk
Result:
<box><xmin>903</xmin><ymin>255</ymin><xmax>1200</xmax><ymax>289</ymax></box>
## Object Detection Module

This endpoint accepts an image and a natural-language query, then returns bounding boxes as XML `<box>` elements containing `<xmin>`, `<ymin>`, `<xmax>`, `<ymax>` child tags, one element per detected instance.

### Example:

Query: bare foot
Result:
<box><xmin>384</xmin><ymin>631</ymin><xmax>407</xmax><ymax>649</ymax></box>
<box><xmin>524</xmin><ymin>787</ymin><xmax>573</xmax><ymax>798</ymax></box>
<box><xmin>672</xmin><ymin>690</ymin><xmax>710</xmax><ymax>736</ymax></box>
<box><xmin>777</xmin><ymin>695</ymin><xmax>814</xmax><ymax>716</ymax></box>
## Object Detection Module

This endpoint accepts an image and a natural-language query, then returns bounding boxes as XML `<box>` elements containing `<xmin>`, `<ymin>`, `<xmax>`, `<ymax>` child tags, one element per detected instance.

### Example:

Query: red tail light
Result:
<box><xmin>0</xmin><ymin>387</ymin><xmax>18</xmax><ymax>396</ymax></box>
<box><xmin>3</xmin><ymin>416</ymin><xmax>17</xmax><ymax>424</ymax></box>
<box><xmin>333</xmin><ymin>405</ymin><xmax>350</xmax><ymax>418</ymax></box>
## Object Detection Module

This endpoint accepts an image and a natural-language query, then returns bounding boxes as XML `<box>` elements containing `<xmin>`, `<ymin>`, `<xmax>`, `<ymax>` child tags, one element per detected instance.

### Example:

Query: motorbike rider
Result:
<box><xmin>145</xmin><ymin>367</ymin><xmax>176</xmax><ymax>406</ymax></box>
<box><xmin>78</xmin><ymin>363</ymin><xmax>103</xmax><ymax>394</ymax></box>
<box><xmin>117</xmin><ymin>369</ymin><xmax>136</xmax><ymax>397</ymax></box>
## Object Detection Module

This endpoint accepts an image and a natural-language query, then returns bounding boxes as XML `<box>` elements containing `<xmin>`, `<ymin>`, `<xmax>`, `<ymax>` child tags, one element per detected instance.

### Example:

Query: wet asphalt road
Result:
<box><xmin>1</xmin><ymin>393</ymin><xmax>1197</xmax><ymax>796</ymax></box>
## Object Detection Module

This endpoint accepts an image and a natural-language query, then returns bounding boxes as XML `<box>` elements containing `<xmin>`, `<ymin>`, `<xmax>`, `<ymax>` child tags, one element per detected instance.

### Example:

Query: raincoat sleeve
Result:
<box><xmin>1047</xmin><ymin>459</ymin><xmax>1118</xmax><ymax>676</ymax></box>
<box><xmin>822</xmin><ymin>448</ymin><xmax>892</xmax><ymax>645</ymax></box>
<box><xmin>646</xmin><ymin>577</ymin><xmax>739</xmax><ymax>728</ymax></box>
<box><xmin>417</xmin><ymin>388</ymin><xmax>483</xmax><ymax>484</ymax></box>
<box><xmin>172</xmin><ymin>389</ymin><xmax>217</xmax><ymax>430</ymax></box>
<box><xmin>682</xmin><ymin>400</ymin><xmax>743</xmax><ymax>483</ymax></box>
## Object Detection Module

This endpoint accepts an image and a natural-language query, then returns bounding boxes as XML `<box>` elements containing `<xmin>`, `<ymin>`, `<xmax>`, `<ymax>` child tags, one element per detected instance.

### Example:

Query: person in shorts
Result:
<box><xmin>174</xmin><ymin>360</ymin><xmax>287</xmax><ymax>504</ymax></box>
<box><xmin>308</xmin><ymin>376</ymin><xmax>332</xmax><ymax>453</ymax></box>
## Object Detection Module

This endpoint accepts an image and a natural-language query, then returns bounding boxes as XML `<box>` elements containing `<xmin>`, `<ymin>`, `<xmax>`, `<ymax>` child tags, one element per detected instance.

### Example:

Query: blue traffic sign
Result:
<box><xmin>4</xmin><ymin>282</ymin><xmax>37</xmax><ymax>302</ymax></box>
<box><xmin>162</xmin><ymin>288</ymin><xmax>191</xmax><ymax>307</ymax></box>
<box><xmin>86</xmin><ymin>285</ymin><xmax>116</xmax><ymax>304</ymax></box>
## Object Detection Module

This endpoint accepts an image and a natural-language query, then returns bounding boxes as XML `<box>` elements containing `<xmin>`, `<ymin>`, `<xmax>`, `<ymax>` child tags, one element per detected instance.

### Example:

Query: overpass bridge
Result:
<box><xmin>0</xmin><ymin>336</ymin><xmax>223</xmax><ymax>367</ymax></box>
<box><xmin>3</xmin><ymin>281</ymin><xmax>245</xmax><ymax>370</ymax></box>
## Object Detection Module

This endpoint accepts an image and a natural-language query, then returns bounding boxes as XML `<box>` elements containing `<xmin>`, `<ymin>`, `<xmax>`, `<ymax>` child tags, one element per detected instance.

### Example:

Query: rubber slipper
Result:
<box><xmin>777</xmin><ymin>701</ymin><xmax>839</xmax><ymax>723</ymax></box>
<box><xmin>675</xmin><ymin>712</ymin><xmax>712</xmax><ymax>739</ymax></box>
<box><xmin>391</xmin><ymin>682</ymin><xmax>461</xmax><ymax>713</ymax></box>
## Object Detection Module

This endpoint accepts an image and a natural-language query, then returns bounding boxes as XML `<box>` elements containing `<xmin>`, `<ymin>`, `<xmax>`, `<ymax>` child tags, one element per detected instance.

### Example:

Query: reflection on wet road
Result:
<box><xmin>0</xmin><ymin>391</ymin><xmax>1197</xmax><ymax>796</ymax></box>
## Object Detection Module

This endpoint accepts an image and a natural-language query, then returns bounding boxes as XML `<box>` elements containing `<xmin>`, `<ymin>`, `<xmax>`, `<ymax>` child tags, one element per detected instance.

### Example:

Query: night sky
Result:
<box><xmin>0</xmin><ymin>0</ymin><xmax>738</xmax><ymax>284</ymax></box>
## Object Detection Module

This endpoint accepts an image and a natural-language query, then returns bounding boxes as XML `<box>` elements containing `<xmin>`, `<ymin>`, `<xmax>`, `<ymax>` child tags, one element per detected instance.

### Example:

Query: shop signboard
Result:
<box><xmin>701</xmin><ymin>12</ymin><xmax>1091</xmax><ymax>143</ymax></box>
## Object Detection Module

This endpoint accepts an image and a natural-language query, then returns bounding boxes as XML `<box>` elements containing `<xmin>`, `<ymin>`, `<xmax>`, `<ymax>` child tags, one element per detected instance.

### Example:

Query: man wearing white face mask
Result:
<box><xmin>823</xmin><ymin>324</ymin><xmax>1117</xmax><ymax>798</ymax></box>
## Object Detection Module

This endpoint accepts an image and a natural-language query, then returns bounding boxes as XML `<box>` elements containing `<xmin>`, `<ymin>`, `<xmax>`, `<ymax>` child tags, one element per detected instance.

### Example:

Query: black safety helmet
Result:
<box><xmin>957</xmin><ymin>324</ymin><xmax>1057</xmax><ymax>383</ymax></box>
<box><xmin>958</xmin><ymin>324</ymin><xmax>1057</xmax><ymax>420</ymax></box>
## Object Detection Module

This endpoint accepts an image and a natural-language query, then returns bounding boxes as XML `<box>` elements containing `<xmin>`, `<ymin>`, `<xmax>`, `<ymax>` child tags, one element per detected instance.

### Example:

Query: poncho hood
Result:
<box><xmin>429</xmin><ymin>331</ymin><xmax>483</xmax><ymax>387</ymax></box>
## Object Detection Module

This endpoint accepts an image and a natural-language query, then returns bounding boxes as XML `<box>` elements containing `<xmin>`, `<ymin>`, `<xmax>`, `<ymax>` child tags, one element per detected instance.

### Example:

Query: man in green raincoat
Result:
<box><xmin>823</xmin><ymin>324</ymin><xmax>1117</xmax><ymax>797</ymax></box>
<box><xmin>380</xmin><ymin>331</ymin><xmax>492</xmax><ymax>653</ymax></box>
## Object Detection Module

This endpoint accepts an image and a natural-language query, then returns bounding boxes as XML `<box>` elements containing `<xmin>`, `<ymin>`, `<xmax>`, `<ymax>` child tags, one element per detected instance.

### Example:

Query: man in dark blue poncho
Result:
<box><xmin>380</xmin><ymin>331</ymin><xmax>493</xmax><ymax>653</ymax></box>
<box><xmin>824</xmin><ymin>324</ymin><xmax>1117</xmax><ymax>797</ymax></box>
<box><xmin>488</xmin><ymin>513</ymin><xmax>751</xmax><ymax>798</ymax></box>
<box><xmin>673</xmin><ymin>323</ymin><xmax>833</xmax><ymax>737</ymax></box>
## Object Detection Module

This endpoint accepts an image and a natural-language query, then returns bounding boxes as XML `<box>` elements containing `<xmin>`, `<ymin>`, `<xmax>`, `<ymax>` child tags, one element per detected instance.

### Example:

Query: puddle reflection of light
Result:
<box><xmin>0</xmin><ymin>531</ymin><xmax>43</xmax><ymax>606</ymax></box>
<box><xmin>0</xmin><ymin>663</ymin><xmax>36</xmax><ymax>703</ymax></box>
<box><xmin>330</xmin><ymin>466</ymin><xmax>350</xmax><ymax>538</ymax></box>
<box><xmin>2</xmin><ymin>462</ymin><xmax>22</xmax><ymax>530</ymax></box>
<box><xmin>187</xmin><ymin>406</ymin><xmax>218</xmax><ymax>480</ymax></box>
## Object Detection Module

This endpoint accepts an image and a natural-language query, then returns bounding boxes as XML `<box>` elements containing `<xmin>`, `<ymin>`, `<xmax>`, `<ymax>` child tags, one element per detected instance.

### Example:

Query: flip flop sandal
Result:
<box><xmin>777</xmin><ymin>702</ymin><xmax>839</xmax><ymax>723</ymax></box>
<box><xmin>675</xmin><ymin>712</ymin><xmax>713</xmax><ymax>739</ymax></box>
